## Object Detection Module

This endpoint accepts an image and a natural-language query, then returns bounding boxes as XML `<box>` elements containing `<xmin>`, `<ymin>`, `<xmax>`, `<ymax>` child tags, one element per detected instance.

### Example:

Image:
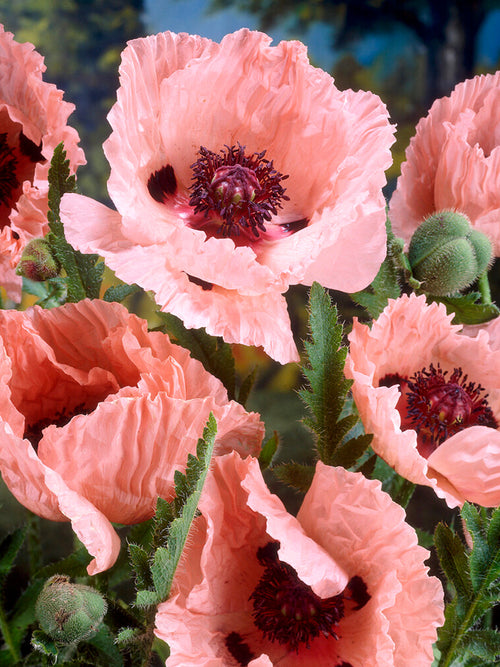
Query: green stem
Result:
<box><xmin>0</xmin><ymin>595</ymin><xmax>21</xmax><ymax>663</ymax></box>
<box><xmin>438</xmin><ymin>596</ymin><xmax>481</xmax><ymax>667</ymax></box>
<box><xmin>477</xmin><ymin>271</ymin><xmax>492</xmax><ymax>305</ymax></box>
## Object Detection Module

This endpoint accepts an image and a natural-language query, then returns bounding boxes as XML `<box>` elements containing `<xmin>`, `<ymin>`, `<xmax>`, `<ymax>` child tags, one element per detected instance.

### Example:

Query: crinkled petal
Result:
<box><xmin>428</xmin><ymin>426</ymin><xmax>500</xmax><ymax>506</ymax></box>
<box><xmin>298</xmin><ymin>463</ymin><xmax>444</xmax><ymax>667</ymax></box>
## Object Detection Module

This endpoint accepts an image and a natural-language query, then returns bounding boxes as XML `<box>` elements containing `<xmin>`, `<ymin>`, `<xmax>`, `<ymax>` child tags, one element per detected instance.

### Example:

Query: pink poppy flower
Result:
<box><xmin>0</xmin><ymin>299</ymin><xmax>263</xmax><ymax>574</ymax></box>
<box><xmin>389</xmin><ymin>71</ymin><xmax>500</xmax><ymax>253</ymax></box>
<box><xmin>345</xmin><ymin>293</ymin><xmax>500</xmax><ymax>508</ymax></box>
<box><xmin>155</xmin><ymin>453</ymin><xmax>443</xmax><ymax>666</ymax></box>
<box><xmin>0</xmin><ymin>24</ymin><xmax>85</xmax><ymax>299</ymax></box>
<box><xmin>60</xmin><ymin>28</ymin><xmax>395</xmax><ymax>364</ymax></box>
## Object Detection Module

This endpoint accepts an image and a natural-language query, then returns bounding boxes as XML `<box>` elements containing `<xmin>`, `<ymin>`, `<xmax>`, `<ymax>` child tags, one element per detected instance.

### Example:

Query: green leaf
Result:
<box><xmin>431</xmin><ymin>293</ymin><xmax>500</xmax><ymax>326</ymax></box>
<box><xmin>272</xmin><ymin>462</ymin><xmax>315</xmax><ymax>493</ymax></box>
<box><xmin>259</xmin><ymin>432</ymin><xmax>279</xmax><ymax>470</ymax></box>
<box><xmin>328</xmin><ymin>432</ymin><xmax>373</xmax><ymax>469</ymax></box>
<box><xmin>157</xmin><ymin>313</ymin><xmax>236</xmax><ymax>400</ymax></box>
<box><xmin>299</xmin><ymin>283</ymin><xmax>370</xmax><ymax>467</ymax></box>
<box><xmin>135</xmin><ymin>590</ymin><xmax>161</xmax><ymax>608</ymax></box>
<box><xmin>434</xmin><ymin>523</ymin><xmax>473</xmax><ymax>600</ymax></box>
<box><xmin>46</xmin><ymin>143</ymin><xmax>103</xmax><ymax>303</ymax></box>
<box><xmin>350</xmin><ymin>217</ymin><xmax>402</xmax><ymax>318</ymax></box>
<box><xmin>128</xmin><ymin>543</ymin><xmax>152</xmax><ymax>590</ymax></box>
<box><xmin>34</xmin><ymin>547</ymin><xmax>91</xmax><ymax>580</ymax></box>
<box><xmin>31</xmin><ymin>630</ymin><xmax>58</xmax><ymax>659</ymax></box>
<box><xmin>145</xmin><ymin>413</ymin><xmax>217</xmax><ymax>603</ymax></box>
<box><xmin>0</xmin><ymin>526</ymin><xmax>27</xmax><ymax>579</ymax></box>
<box><xmin>458</xmin><ymin>629</ymin><xmax>500</xmax><ymax>661</ymax></box>
<box><xmin>103</xmin><ymin>283</ymin><xmax>141</xmax><ymax>303</ymax></box>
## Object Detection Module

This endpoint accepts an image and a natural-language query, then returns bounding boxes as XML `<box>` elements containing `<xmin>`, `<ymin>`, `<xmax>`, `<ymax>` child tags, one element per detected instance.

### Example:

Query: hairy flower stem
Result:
<box><xmin>477</xmin><ymin>271</ymin><xmax>492</xmax><ymax>305</ymax></box>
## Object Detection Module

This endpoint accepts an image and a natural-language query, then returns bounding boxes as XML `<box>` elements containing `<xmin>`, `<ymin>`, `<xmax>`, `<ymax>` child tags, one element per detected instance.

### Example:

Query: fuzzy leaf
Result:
<box><xmin>157</xmin><ymin>313</ymin><xmax>236</xmax><ymax>400</ymax></box>
<box><xmin>300</xmin><ymin>283</ymin><xmax>369</xmax><ymax>466</ymax></box>
<box><xmin>328</xmin><ymin>432</ymin><xmax>373</xmax><ymax>469</ymax></box>
<box><xmin>371</xmin><ymin>456</ymin><xmax>415</xmax><ymax>508</ymax></box>
<box><xmin>458</xmin><ymin>629</ymin><xmax>500</xmax><ymax>661</ymax></box>
<box><xmin>237</xmin><ymin>368</ymin><xmax>257</xmax><ymax>407</ymax></box>
<box><xmin>432</xmin><ymin>293</ymin><xmax>500</xmax><ymax>326</ymax></box>
<box><xmin>434</xmin><ymin>523</ymin><xmax>473</xmax><ymax>600</ymax></box>
<box><xmin>128</xmin><ymin>543</ymin><xmax>152</xmax><ymax>590</ymax></box>
<box><xmin>103</xmin><ymin>283</ymin><xmax>141</xmax><ymax>303</ymax></box>
<box><xmin>115</xmin><ymin>627</ymin><xmax>138</xmax><ymax>645</ymax></box>
<box><xmin>134</xmin><ymin>590</ymin><xmax>160</xmax><ymax>608</ymax></box>
<box><xmin>272</xmin><ymin>462</ymin><xmax>315</xmax><ymax>493</ymax></box>
<box><xmin>147</xmin><ymin>413</ymin><xmax>217</xmax><ymax>602</ymax></box>
<box><xmin>87</xmin><ymin>624</ymin><xmax>123</xmax><ymax>667</ymax></box>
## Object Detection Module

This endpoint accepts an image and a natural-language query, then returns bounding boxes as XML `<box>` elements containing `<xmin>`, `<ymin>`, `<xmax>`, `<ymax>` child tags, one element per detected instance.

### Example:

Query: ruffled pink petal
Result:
<box><xmin>156</xmin><ymin>453</ymin><xmax>443</xmax><ymax>666</ymax></box>
<box><xmin>0</xmin><ymin>24</ymin><xmax>84</xmax><ymax>295</ymax></box>
<box><xmin>61</xmin><ymin>194</ymin><xmax>299</xmax><ymax>363</ymax></box>
<box><xmin>43</xmin><ymin>466</ymin><xmax>121</xmax><ymax>575</ymax></box>
<box><xmin>62</xmin><ymin>29</ymin><xmax>394</xmax><ymax>358</ymax></box>
<box><xmin>428</xmin><ymin>426</ymin><xmax>500</xmax><ymax>506</ymax></box>
<box><xmin>298</xmin><ymin>463</ymin><xmax>444</xmax><ymax>667</ymax></box>
<box><xmin>389</xmin><ymin>71</ymin><xmax>500</xmax><ymax>252</ymax></box>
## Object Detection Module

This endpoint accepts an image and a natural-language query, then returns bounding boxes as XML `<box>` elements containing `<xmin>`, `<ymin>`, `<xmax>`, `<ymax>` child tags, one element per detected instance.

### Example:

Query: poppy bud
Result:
<box><xmin>35</xmin><ymin>575</ymin><xmax>107</xmax><ymax>645</ymax></box>
<box><xmin>16</xmin><ymin>238</ymin><xmax>60</xmax><ymax>281</ymax></box>
<box><xmin>408</xmin><ymin>210</ymin><xmax>492</xmax><ymax>295</ymax></box>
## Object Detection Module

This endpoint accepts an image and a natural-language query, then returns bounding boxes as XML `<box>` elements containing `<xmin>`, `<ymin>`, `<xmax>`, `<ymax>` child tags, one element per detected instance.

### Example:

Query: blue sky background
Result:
<box><xmin>144</xmin><ymin>0</ymin><xmax>500</xmax><ymax>72</ymax></box>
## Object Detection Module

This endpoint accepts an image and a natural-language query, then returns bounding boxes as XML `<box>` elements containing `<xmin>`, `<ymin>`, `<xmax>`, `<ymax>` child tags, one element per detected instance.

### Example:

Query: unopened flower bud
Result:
<box><xmin>408</xmin><ymin>210</ymin><xmax>493</xmax><ymax>295</ymax></box>
<box><xmin>16</xmin><ymin>238</ymin><xmax>60</xmax><ymax>281</ymax></box>
<box><xmin>35</xmin><ymin>575</ymin><xmax>107</xmax><ymax>645</ymax></box>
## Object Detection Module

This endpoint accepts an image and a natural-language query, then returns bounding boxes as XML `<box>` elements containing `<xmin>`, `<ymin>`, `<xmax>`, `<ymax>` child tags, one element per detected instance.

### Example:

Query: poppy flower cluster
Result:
<box><xmin>0</xmin><ymin>24</ymin><xmax>85</xmax><ymax>299</ymax></box>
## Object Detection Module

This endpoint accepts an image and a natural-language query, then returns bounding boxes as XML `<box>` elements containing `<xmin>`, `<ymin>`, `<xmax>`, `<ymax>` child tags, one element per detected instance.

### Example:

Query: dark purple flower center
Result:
<box><xmin>380</xmin><ymin>364</ymin><xmax>498</xmax><ymax>457</ymax></box>
<box><xmin>189</xmin><ymin>144</ymin><xmax>289</xmax><ymax>239</ymax></box>
<box><xmin>249</xmin><ymin>542</ymin><xmax>345</xmax><ymax>653</ymax></box>
<box><xmin>0</xmin><ymin>132</ymin><xmax>19</xmax><ymax>209</ymax></box>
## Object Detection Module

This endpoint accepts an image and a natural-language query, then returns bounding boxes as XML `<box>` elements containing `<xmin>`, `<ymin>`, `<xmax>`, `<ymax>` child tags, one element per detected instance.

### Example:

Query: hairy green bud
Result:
<box><xmin>35</xmin><ymin>575</ymin><xmax>107</xmax><ymax>645</ymax></box>
<box><xmin>16</xmin><ymin>238</ymin><xmax>60</xmax><ymax>281</ymax></box>
<box><xmin>408</xmin><ymin>210</ymin><xmax>493</xmax><ymax>296</ymax></box>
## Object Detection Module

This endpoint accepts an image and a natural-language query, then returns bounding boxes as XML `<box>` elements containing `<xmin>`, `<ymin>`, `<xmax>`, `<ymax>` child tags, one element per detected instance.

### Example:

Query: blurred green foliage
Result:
<box><xmin>0</xmin><ymin>0</ymin><xmax>146</xmax><ymax>202</ymax></box>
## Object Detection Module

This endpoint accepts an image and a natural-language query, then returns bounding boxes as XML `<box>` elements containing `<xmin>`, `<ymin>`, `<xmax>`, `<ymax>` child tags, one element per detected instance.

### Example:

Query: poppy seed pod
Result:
<box><xmin>35</xmin><ymin>575</ymin><xmax>107</xmax><ymax>645</ymax></box>
<box><xmin>15</xmin><ymin>238</ymin><xmax>60</xmax><ymax>281</ymax></box>
<box><xmin>408</xmin><ymin>210</ymin><xmax>492</xmax><ymax>295</ymax></box>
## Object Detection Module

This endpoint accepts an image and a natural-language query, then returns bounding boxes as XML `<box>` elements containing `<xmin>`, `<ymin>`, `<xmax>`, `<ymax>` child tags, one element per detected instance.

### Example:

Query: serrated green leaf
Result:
<box><xmin>149</xmin><ymin>414</ymin><xmax>217</xmax><ymax>602</ymax></box>
<box><xmin>371</xmin><ymin>456</ymin><xmax>415</xmax><ymax>507</ymax></box>
<box><xmin>435</xmin><ymin>523</ymin><xmax>473</xmax><ymax>600</ymax></box>
<box><xmin>272</xmin><ymin>462</ymin><xmax>315</xmax><ymax>493</ymax></box>
<box><xmin>0</xmin><ymin>526</ymin><xmax>27</xmax><ymax>579</ymax></box>
<box><xmin>458</xmin><ymin>629</ymin><xmax>500</xmax><ymax>661</ymax></box>
<box><xmin>31</xmin><ymin>630</ymin><xmax>58</xmax><ymax>658</ymax></box>
<box><xmin>157</xmin><ymin>313</ymin><xmax>236</xmax><ymax>400</ymax></box>
<box><xmin>487</xmin><ymin>506</ymin><xmax>500</xmax><ymax>550</ymax></box>
<box><xmin>135</xmin><ymin>589</ymin><xmax>161</xmax><ymax>608</ymax></box>
<box><xmin>259</xmin><ymin>432</ymin><xmax>279</xmax><ymax>470</ymax></box>
<box><xmin>328</xmin><ymin>432</ymin><xmax>372</xmax><ymax>469</ymax></box>
<box><xmin>300</xmin><ymin>282</ymin><xmax>362</xmax><ymax>464</ymax></box>
<box><xmin>151</xmin><ymin>547</ymin><xmax>171</xmax><ymax>600</ymax></box>
<box><xmin>103</xmin><ymin>283</ymin><xmax>141</xmax><ymax>303</ymax></box>
<box><xmin>10</xmin><ymin>578</ymin><xmax>45</xmax><ymax>646</ymax></box>
<box><xmin>116</xmin><ymin>627</ymin><xmax>138</xmax><ymax>645</ymax></box>
<box><xmin>433</xmin><ymin>294</ymin><xmax>500</xmax><ymax>326</ymax></box>
<box><xmin>128</xmin><ymin>543</ymin><xmax>152</xmax><ymax>590</ymax></box>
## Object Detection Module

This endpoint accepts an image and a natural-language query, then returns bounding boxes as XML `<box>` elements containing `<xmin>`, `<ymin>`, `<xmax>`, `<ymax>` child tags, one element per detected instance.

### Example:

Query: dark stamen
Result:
<box><xmin>148</xmin><ymin>164</ymin><xmax>177</xmax><ymax>203</ymax></box>
<box><xmin>24</xmin><ymin>404</ymin><xmax>94</xmax><ymax>452</ymax></box>
<box><xmin>189</xmin><ymin>144</ymin><xmax>289</xmax><ymax>239</ymax></box>
<box><xmin>0</xmin><ymin>133</ymin><xmax>19</xmax><ymax>207</ymax></box>
<box><xmin>250</xmin><ymin>541</ymin><xmax>344</xmax><ymax>652</ymax></box>
<box><xmin>346</xmin><ymin>575</ymin><xmax>370</xmax><ymax>610</ymax></box>
<box><xmin>19</xmin><ymin>132</ymin><xmax>45</xmax><ymax>163</ymax></box>
<box><xmin>225</xmin><ymin>632</ymin><xmax>255</xmax><ymax>666</ymax></box>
